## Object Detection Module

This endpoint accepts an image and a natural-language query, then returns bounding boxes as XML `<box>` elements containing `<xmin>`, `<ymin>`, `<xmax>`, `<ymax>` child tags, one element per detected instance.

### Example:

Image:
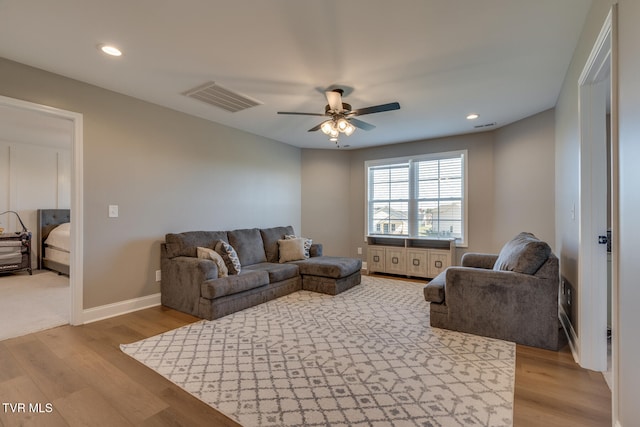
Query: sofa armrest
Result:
<box><xmin>442</xmin><ymin>266</ymin><xmax>559</xmax><ymax>348</ymax></box>
<box><xmin>310</xmin><ymin>243</ymin><xmax>323</xmax><ymax>257</ymax></box>
<box><xmin>461</xmin><ymin>252</ymin><xmax>498</xmax><ymax>269</ymax></box>
<box><xmin>161</xmin><ymin>255</ymin><xmax>219</xmax><ymax>316</ymax></box>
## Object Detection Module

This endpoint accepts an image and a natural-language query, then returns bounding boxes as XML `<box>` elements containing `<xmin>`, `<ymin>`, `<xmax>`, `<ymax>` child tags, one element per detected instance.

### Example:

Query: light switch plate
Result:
<box><xmin>108</xmin><ymin>205</ymin><xmax>119</xmax><ymax>218</ymax></box>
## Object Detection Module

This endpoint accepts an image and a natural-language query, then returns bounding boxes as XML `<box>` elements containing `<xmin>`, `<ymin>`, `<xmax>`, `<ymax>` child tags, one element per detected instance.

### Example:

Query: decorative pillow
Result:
<box><xmin>285</xmin><ymin>234</ymin><xmax>312</xmax><ymax>259</ymax></box>
<box><xmin>196</xmin><ymin>246</ymin><xmax>228</xmax><ymax>278</ymax></box>
<box><xmin>493</xmin><ymin>232</ymin><xmax>552</xmax><ymax>275</ymax></box>
<box><xmin>278</xmin><ymin>238</ymin><xmax>307</xmax><ymax>263</ymax></box>
<box><xmin>214</xmin><ymin>241</ymin><xmax>242</xmax><ymax>275</ymax></box>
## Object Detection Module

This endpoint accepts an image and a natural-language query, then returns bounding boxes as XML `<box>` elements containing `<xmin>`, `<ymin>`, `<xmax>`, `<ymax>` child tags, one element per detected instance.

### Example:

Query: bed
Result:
<box><xmin>37</xmin><ymin>209</ymin><xmax>70</xmax><ymax>275</ymax></box>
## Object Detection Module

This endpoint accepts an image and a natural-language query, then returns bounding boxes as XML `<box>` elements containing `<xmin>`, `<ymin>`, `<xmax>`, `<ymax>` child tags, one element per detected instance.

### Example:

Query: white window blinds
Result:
<box><xmin>366</xmin><ymin>151</ymin><xmax>466</xmax><ymax>243</ymax></box>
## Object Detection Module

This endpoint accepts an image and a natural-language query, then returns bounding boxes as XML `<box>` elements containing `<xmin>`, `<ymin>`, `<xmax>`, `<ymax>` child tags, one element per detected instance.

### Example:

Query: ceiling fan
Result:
<box><xmin>277</xmin><ymin>88</ymin><xmax>400</xmax><ymax>145</ymax></box>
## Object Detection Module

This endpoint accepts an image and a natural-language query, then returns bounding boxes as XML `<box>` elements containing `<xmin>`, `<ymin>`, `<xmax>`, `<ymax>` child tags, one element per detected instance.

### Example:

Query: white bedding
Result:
<box><xmin>44</xmin><ymin>246</ymin><xmax>70</xmax><ymax>266</ymax></box>
<box><xmin>45</xmin><ymin>222</ymin><xmax>71</xmax><ymax>252</ymax></box>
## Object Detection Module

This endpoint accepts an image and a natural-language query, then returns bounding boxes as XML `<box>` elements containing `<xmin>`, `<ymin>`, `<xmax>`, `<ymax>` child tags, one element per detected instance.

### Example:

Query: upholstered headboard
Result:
<box><xmin>37</xmin><ymin>209</ymin><xmax>70</xmax><ymax>269</ymax></box>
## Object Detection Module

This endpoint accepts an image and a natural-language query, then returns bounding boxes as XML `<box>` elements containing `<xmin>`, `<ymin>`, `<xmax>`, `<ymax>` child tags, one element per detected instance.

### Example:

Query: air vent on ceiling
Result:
<box><xmin>183</xmin><ymin>81</ymin><xmax>262</xmax><ymax>113</ymax></box>
<box><xmin>474</xmin><ymin>122</ymin><xmax>497</xmax><ymax>129</ymax></box>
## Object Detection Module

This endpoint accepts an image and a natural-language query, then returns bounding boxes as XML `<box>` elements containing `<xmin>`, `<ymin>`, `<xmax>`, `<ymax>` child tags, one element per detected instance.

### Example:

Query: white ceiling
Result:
<box><xmin>0</xmin><ymin>0</ymin><xmax>592</xmax><ymax>150</ymax></box>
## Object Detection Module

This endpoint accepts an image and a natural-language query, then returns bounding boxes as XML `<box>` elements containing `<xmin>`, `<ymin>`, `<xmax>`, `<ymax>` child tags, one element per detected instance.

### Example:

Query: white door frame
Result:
<box><xmin>577</xmin><ymin>12</ymin><xmax>620</xmax><ymax>413</ymax></box>
<box><xmin>0</xmin><ymin>95</ymin><xmax>84</xmax><ymax>325</ymax></box>
<box><xmin>577</xmin><ymin>8</ymin><xmax>614</xmax><ymax>372</ymax></box>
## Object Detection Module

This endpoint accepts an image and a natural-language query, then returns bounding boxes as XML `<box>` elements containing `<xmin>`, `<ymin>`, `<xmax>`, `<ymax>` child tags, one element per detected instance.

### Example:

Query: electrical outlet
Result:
<box><xmin>357</xmin><ymin>247</ymin><xmax>362</xmax><ymax>255</ymax></box>
<box><xmin>155</xmin><ymin>270</ymin><xmax>161</xmax><ymax>282</ymax></box>
<box><xmin>108</xmin><ymin>205</ymin><xmax>119</xmax><ymax>218</ymax></box>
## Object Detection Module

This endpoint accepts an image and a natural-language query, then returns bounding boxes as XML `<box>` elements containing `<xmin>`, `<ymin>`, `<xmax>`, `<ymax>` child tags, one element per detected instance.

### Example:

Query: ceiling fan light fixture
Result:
<box><xmin>329</xmin><ymin>128</ymin><xmax>339</xmax><ymax>138</ymax></box>
<box><xmin>336</xmin><ymin>117</ymin><xmax>349</xmax><ymax>131</ymax></box>
<box><xmin>344</xmin><ymin>123</ymin><xmax>356</xmax><ymax>136</ymax></box>
<box><xmin>320</xmin><ymin>120</ymin><xmax>334</xmax><ymax>135</ymax></box>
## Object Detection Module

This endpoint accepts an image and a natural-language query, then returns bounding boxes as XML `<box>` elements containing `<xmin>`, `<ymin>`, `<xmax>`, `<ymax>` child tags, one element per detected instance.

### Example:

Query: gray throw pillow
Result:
<box><xmin>214</xmin><ymin>241</ymin><xmax>242</xmax><ymax>275</ymax></box>
<box><xmin>493</xmin><ymin>232</ymin><xmax>551</xmax><ymax>275</ymax></box>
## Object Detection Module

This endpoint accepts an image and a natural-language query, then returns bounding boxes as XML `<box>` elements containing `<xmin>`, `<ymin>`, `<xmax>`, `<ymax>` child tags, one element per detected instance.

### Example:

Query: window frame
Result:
<box><xmin>365</xmin><ymin>150</ymin><xmax>468</xmax><ymax>246</ymax></box>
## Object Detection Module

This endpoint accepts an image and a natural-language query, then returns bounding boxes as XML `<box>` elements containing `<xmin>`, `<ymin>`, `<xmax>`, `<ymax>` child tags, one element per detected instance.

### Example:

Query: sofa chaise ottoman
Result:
<box><xmin>160</xmin><ymin>225</ymin><xmax>361</xmax><ymax>320</ymax></box>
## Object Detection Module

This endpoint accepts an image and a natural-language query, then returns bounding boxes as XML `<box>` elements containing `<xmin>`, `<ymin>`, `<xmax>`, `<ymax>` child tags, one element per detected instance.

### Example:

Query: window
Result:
<box><xmin>366</xmin><ymin>150</ymin><xmax>467</xmax><ymax>244</ymax></box>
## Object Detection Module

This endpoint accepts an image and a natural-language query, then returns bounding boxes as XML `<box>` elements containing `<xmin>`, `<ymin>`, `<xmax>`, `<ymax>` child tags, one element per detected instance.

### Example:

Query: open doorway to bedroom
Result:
<box><xmin>0</xmin><ymin>95</ymin><xmax>83</xmax><ymax>340</ymax></box>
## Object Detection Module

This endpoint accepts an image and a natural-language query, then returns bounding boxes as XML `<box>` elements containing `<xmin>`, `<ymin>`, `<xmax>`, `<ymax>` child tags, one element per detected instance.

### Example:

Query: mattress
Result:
<box><xmin>44</xmin><ymin>247</ymin><xmax>70</xmax><ymax>266</ymax></box>
<box><xmin>45</xmin><ymin>222</ymin><xmax>71</xmax><ymax>252</ymax></box>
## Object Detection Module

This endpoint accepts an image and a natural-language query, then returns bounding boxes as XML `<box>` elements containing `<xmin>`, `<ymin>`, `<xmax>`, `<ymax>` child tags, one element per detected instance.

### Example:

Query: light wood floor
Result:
<box><xmin>0</xmin><ymin>306</ymin><xmax>611</xmax><ymax>427</ymax></box>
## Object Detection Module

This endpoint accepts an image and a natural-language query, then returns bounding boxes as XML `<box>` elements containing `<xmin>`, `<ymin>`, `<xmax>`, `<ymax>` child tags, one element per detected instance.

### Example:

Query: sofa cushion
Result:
<box><xmin>278</xmin><ymin>238</ymin><xmax>307</xmax><ymax>263</ymax></box>
<box><xmin>197</xmin><ymin>247</ymin><xmax>228</xmax><ymax>278</ymax></box>
<box><xmin>215</xmin><ymin>241</ymin><xmax>242</xmax><ymax>275</ymax></box>
<box><xmin>260</xmin><ymin>226</ymin><xmax>295</xmax><ymax>263</ymax></box>
<box><xmin>293</xmin><ymin>256</ymin><xmax>362</xmax><ymax>279</ymax></box>
<box><xmin>243</xmin><ymin>262</ymin><xmax>300</xmax><ymax>283</ymax></box>
<box><xmin>424</xmin><ymin>271</ymin><xmax>446</xmax><ymax>303</ymax></box>
<box><xmin>493</xmin><ymin>232</ymin><xmax>552</xmax><ymax>275</ymax></box>
<box><xmin>165</xmin><ymin>231</ymin><xmax>228</xmax><ymax>258</ymax></box>
<box><xmin>201</xmin><ymin>270</ymin><xmax>269</xmax><ymax>300</ymax></box>
<box><xmin>228</xmin><ymin>228</ymin><xmax>268</xmax><ymax>266</ymax></box>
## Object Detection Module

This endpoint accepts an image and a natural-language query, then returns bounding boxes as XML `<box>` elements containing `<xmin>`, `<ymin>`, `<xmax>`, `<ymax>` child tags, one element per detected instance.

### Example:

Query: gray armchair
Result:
<box><xmin>423</xmin><ymin>232</ymin><xmax>562</xmax><ymax>350</ymax></box>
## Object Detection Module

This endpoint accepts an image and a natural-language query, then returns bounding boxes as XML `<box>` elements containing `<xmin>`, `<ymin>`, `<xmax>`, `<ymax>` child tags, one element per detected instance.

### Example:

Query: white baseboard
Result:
<box><xmin>559</xmin><ymin>305</ymin><xmax>580</xmax><ymax>363</ymax></box>
<box><xmin>81</xmin><ymin>292</ymin><xmax>161</xmax><ymax>324</ymax></box>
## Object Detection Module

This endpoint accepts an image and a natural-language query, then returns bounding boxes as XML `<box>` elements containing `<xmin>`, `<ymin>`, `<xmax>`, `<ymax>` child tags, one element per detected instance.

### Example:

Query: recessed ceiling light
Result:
<box><xmin>466</xmin><ymin>113</ymin><xmax>479</xmax><ymax>120</ymax></box>
<box><xmin>98</xmin><ymin>44</ymin><xmax>122</xmax><ymax>57</ymax></box>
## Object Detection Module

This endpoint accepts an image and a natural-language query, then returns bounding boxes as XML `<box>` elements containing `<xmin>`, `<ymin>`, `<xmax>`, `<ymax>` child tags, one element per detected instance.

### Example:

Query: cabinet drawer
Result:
<box><xmin>385</xmin><ymin>248</ymin><xmax>406</xmax><ymax>275</ymax></box>
<box><xmin>368</xmin><ymin>247</ymin><xmax>385</xmax><ymax>272</ymax></box>
<box><xmin>428</xmin><ymin>250</ymin><xmax>451</xmax><ymax>277</ymax></box>
<box><xmin>407</xmin><ymin>249</ymin><xmax>428</xmax><ymax>277</ymax></box>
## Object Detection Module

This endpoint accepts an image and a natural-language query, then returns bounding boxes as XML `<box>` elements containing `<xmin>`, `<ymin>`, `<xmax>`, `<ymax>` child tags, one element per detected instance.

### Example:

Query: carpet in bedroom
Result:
<box><xmin>0</xmin><ymin>270</ymin><xmax>69</xmax><ymax>341</ymax></box>
<box><xmin>122</xmin><ymin>275</ymin><xmax>515</xmax><ymax>427</ymax></box>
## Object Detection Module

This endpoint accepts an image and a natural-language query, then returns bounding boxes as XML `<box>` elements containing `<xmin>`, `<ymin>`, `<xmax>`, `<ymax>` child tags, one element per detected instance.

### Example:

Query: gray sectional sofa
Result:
<box><xmin>160</xmin><ymin>225</ymin><xmax>362</xmax><ymax>320</ymax></box>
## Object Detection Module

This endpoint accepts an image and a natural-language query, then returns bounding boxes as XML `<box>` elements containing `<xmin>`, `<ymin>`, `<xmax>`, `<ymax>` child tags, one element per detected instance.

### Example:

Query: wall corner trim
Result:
<box><xmin>81</xmin><ymin>293</ymin><xmax>161</xmax><ymax>324</ymax></box>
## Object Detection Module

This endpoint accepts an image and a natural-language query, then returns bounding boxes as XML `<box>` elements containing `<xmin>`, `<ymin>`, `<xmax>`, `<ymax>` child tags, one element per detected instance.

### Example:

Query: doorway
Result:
<box><xmin>577</xmin><ymin>6</ymin><xmax>618</xmax><ymax>409</ymax></box>
<box><xmin>0</xmin><ymin>95</ymin><xmax>83</xmax><ymax>328</ymax></box>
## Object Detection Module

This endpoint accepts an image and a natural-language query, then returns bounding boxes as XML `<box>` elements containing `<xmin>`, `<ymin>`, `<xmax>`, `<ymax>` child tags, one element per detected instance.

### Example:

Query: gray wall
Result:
<box><xmin>493</xmin><ymin>109</ymin><xmax>555</xmax><ymax>249</ymax></box>
<box><xmin>301</xmin><ymin>149</ymin><xmax>352</xmax><ymax>256</ymax></box>
<box><xmin>616</xmin><ymin>0</ymin><xmax>640</xmax><ymax>424</ymax></box>
<box><xmin>301</xmin><ymin>110</ymin><xmax>556</xmax><ymax>265</ymax></box>
<box><xmin>0</xmin><ymin>58</ymin><xmax>302</xmax><ymax>309</ymax></box>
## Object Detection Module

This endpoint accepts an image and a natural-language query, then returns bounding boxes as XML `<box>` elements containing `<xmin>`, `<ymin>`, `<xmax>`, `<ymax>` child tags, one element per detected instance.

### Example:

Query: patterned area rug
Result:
<box><xmin>121</xmin><ymin>275</ymin><xmax>515</xmax><ymax>426</ymax></box>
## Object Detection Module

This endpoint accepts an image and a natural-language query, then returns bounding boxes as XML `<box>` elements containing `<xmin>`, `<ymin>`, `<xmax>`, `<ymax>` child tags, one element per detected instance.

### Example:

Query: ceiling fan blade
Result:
<box><xmin>350</xmin><ymin>118</ymin><xmax>376</xmax><ymax>131</ymax></box>
<box><xmin>277</xmin><ymin>111</ymin><xmax>327</xmax><ymax>116</ymax></box>
<box><xmin>325</xmin><ymin>90</ymin><xmax>343</xmax><ymax>112</ymax></box>
<box><xmin>350</xmin><ymin>102</ymin><xmax>400</xmax><ymax>116</ymax></box>
<box><xmin>308</xmin><ymin>123</ymin><xmax>323</xmax><ymax>132</ymax></box>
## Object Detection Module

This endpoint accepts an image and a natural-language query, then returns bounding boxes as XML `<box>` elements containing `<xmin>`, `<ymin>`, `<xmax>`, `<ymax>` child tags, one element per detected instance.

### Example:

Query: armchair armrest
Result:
<box><xmin>461</xmin><ymin>252</ymin><xmax>498</xmax><ymax>269</ymax></box>
<box><xmin>441</xmin><ymin>266</ymin><xmax>559</xmax><ymax>348</ymax></box>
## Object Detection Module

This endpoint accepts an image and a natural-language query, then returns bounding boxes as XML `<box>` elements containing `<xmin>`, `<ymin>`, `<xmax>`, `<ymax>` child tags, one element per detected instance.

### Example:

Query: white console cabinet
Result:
<box><xmin>366</xmin><ymin>236</ymin><xmax>455</xmax><ymax>279</ymax></box>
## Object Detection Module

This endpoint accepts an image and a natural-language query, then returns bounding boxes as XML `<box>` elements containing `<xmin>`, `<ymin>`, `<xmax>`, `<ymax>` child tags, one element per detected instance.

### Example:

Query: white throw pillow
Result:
<box><xmin>285</xmin><ymin>234</ymin><xmax>312</xmax><ymax>258</ymax></box>
<box><xmin>197</xmin><ymin>246</ymin><xmax>229</xmax><ymax>278</ymax></box>
<box><xmin>278</xmin><ymin>238</ymin><xmax>307</xmax><ymax>263</ymax></box>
